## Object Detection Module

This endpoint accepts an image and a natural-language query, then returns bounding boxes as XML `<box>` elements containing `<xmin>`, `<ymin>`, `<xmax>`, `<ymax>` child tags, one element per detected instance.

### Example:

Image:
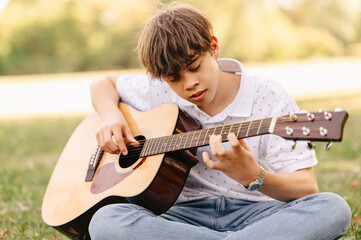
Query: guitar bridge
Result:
<box><xmin>85</xmin><ymin>145</ymin><xmax>104</xmax><ymax>182</ymax></box>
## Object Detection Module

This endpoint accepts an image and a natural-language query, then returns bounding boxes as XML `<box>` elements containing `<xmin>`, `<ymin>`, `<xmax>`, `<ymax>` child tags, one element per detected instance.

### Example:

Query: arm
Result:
<box><xmin>90</xmin><ymin>75</ymin><xmax>138</xmax><ymax>155</ymax></box>
<box><xmin>202</xmin><ymin>133</ymin><xmax>319</xmax><ymax>202</ymax></box>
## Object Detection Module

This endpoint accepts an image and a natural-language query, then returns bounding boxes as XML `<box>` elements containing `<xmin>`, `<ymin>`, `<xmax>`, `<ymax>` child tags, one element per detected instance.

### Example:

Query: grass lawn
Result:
<box><xmin>0</xmin><ymin>94</ymin><xmax>360</xmax><ymax>239</ymax></box>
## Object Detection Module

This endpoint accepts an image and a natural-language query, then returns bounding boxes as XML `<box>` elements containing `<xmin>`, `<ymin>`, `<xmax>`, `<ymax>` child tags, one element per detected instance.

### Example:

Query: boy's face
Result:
<box><xmin>164</xmin><ymin>49</ymin><xmax>220</xmax><ymax>111</ymax></box>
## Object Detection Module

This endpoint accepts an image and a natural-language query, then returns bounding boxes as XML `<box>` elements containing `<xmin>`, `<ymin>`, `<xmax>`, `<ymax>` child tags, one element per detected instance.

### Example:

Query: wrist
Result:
<box><xmin>244</xmin><ymin>165</ymin><xmax>265</xmax><ymax>191</ymax></box>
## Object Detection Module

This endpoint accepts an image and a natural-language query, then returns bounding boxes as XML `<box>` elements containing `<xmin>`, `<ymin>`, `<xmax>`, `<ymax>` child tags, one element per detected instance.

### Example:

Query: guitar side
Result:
<box><xmin>41</xmin><ymin>103</ymin><xmax>196</xmax><ymax>240</ymax></box>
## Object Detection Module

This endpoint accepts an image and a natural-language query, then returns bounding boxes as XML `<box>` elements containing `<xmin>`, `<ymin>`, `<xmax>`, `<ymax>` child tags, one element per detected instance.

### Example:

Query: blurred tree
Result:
<box><xmin>0</xmin><ymin>0</ymin><xmax>360</xmax><ymax>75</ymax></box>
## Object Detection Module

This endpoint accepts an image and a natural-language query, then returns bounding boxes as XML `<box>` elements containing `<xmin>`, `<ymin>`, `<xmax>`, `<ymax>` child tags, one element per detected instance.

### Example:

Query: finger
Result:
<box><xmin>227</xmin><ymin>133</ymin><xmax>242</xmax><ymax>152</ymax></box>
<box><xmin>123</xmin><ymin>126</ymin><xmax>139</xmax><ymax>147</ymax></box>
<box><xmin>202</xmin><ymin>151</ymin><xmax>220</xmax><ymax>170</ymax></box>
<box><xmin>112</xmin><ymin>127</ymin><xmax>128</xmax><ymax>155</ymax></box>
<box><xmin>97</xmin><ymin>131</ymin><xmax>114</xmax><ymax>154</ymax></box>
<box><xmin>104</xmin><ymin>130</ymin><xmax>121</xmax><ymax>154</ymax></box>
<box><xmin>238</xmin><ymin>139</ymin><xmax>251</xmax><ymax>151</ymax></box>
<box><xmin>210</xmin><ymin>134</ymin><xmax>227</xmax><ymax>157</ymax></box>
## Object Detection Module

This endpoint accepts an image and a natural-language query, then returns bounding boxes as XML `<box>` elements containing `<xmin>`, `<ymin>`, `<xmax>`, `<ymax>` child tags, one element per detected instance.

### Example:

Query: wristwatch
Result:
<box><xmin>246</xmin><ymin>166</ymin><xmax>265</xmax><ymax>191</ymax></box>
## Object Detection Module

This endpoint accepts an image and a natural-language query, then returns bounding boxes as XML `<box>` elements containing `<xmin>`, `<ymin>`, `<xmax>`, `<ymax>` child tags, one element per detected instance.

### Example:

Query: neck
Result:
<box><xmin>140</xmin><ymin>117</ymin><xmax>275</xmax><ymax>157</ymax></box>
<box><xmin>200</xmin><ymin>71</ymin><xmax>241</xmax><ymax>117</ymax></box>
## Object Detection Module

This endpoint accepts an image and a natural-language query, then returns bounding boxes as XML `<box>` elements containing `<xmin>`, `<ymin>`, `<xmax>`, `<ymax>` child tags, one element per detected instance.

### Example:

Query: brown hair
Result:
<box><xmin>138</xmin><ymin>3</ymin><xmax>213</xmax><ymax>80</ymax></box>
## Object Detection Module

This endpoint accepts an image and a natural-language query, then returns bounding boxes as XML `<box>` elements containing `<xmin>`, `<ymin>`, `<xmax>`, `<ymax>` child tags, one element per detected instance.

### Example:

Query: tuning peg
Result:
<box><xmin>289</xmin><ymin>114</ymin><xmax>298</xmax><ymax>121</ymax></box>
<box><xmin>306</xmin><ymin>141</ymin><xmax>315</xmax><ymax>150</ymax></box>
<box><xmin>324</xmin><ymin>111</ymin><xmax>332</xmax><ymax>120</ymax></box>
<box><xmin>307</xmin><ymin>112</ymin><xmax>315</xmax><ymax>121</ymax></box>
<box><xmin>292</xmin><ymin>140</ymin><xmax>297</xmax><ymax>150</ymax></box>
<box><xmin>324</xmin><ymin>141</ymin><xmax>333</xmax><ymax>150</ymax></box>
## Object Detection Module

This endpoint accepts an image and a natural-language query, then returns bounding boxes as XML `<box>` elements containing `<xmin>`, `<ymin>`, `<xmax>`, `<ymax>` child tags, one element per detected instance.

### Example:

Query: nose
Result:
<box><xmin>183</xmin><ymin>72</ymin><xmax>199</xmax><ymax>91</ymax></box>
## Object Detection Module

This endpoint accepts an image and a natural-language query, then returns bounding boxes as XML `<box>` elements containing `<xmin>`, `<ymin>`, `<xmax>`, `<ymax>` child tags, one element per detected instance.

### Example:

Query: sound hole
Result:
<box><xmin>118</xmin><ymin>135</ymin><xmax>146</xmax><ymax>168</ymax></box>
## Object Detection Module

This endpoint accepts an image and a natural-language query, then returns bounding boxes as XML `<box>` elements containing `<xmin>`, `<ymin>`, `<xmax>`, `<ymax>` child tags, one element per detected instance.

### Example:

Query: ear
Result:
<box><xmin>211</xmin><ymin>36</ymin><xmax>220</xmax><ymax>59</ymax></box>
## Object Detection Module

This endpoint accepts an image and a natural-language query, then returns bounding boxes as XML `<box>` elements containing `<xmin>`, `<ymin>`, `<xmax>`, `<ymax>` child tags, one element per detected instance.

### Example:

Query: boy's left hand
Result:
<box><xmin>202</xmin><ymin>133</ymin><xmax>260</xmax><ymax>187</ymax></box>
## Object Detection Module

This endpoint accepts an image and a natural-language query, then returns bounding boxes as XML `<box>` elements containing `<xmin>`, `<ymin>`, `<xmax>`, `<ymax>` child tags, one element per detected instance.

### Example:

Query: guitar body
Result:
<box><xmin>41</xmin><ymin>103</ymin><xmax>200</xmax><ymax>240</ymax></box>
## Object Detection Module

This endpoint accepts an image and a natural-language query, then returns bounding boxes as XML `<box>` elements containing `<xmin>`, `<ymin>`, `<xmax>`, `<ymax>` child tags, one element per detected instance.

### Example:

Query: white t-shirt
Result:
<box><xmin>116</xmin><ymin>58</ymin><xmax>318</xmax><ymax>202</ymax></box>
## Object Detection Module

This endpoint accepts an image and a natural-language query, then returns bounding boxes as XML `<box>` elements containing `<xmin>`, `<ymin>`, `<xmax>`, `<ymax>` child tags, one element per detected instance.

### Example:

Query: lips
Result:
<box><xmin>190</xmin><ymin>90</ymin><xmax>207</xmax><ymax>101</ymax></box>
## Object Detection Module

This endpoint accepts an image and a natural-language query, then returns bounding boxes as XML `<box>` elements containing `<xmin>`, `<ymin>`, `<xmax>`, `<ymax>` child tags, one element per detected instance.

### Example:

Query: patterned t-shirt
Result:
<box><xmin>116</xmin><ymin>58</ymin><xmax>318</xmax><ymax>202</ymax></box>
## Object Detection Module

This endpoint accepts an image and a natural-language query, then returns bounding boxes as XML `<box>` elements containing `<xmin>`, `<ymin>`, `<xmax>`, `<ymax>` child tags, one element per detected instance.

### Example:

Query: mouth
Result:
<box><xmin>190</xmin><ymin>90</ymin><xmax>207</xmax><ymax>101</ymax></box>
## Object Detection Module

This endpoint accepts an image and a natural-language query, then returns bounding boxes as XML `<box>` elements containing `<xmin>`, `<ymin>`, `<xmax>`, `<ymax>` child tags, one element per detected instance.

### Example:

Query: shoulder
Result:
<box><xmin>116</xmin><ymin>73</ymin><xmax>178</xmax><ymax>109</ymax></box>
<box><xmin>247</xmin><ymin>73</ymin><xmax>286</xmax><ymax>96</ymax></box>
<box><xmin>116</xmin><ymin>73</ymin><xmax>150</xmax><ymax>87</ymax></box>
<box><xmin>244</xmin><ymin>72</ymin><xmax>299</xmax><ymax>116</ymax></box>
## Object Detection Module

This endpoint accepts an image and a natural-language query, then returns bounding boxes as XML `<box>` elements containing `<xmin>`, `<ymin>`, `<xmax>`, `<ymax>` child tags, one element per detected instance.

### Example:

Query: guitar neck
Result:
<box><xmin>140</xmin><ymin>117</ymin><xmax>276</xmax><ymax>157</ymax></box>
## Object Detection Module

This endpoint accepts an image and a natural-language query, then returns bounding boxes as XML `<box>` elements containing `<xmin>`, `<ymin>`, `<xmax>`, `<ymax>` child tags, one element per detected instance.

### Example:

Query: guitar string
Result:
<box><xmin>121</xmin><ymin>116</ymin><xmax>320</xmax><ymax>150</ymax></box>
<box><xmin>109</xmin><ymin>116</ymin><xmax>327</xmax><ymax>158</ymax></box>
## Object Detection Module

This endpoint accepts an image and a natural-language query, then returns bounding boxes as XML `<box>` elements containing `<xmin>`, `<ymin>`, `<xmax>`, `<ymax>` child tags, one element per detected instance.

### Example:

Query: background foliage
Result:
<box><xmin>0</xmin><ymin>0</ymin><xmax>361</xmax><ymax>75</ymax></box>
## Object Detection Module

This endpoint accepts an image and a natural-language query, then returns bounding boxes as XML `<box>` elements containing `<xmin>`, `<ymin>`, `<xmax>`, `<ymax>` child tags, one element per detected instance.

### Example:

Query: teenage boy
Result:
<box><xmin>89</xmin><ymin>3</ymin><xmax>351</xmax><ymax>240</ymax></box>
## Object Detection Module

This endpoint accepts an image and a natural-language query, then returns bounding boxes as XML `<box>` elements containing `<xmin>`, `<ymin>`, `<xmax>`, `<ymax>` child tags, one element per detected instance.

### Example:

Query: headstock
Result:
<box><xmin>273</xmin><ymin>109</ymin><xmax>348</xmax><ymax>146</ymax></box>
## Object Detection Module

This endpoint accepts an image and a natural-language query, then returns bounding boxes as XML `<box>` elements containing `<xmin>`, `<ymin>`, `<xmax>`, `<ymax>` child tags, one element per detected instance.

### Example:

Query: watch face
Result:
<box><xmin>248</xmin><ymin>182</ymin><xmax>261</xmax><ymax>191</ymax></box>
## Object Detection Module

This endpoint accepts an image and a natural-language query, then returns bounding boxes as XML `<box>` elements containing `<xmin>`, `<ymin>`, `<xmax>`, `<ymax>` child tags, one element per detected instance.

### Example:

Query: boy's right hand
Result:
<box><xmin>95</xmin><ymin>111</ymin><xmax>139</xmax><ymax>155</ymax></box>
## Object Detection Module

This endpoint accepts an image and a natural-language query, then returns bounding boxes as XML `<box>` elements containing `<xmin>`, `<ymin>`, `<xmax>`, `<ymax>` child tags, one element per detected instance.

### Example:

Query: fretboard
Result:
<box><xmin>140</xmin><ymin>117</ymin><xmax>276</xmax><ymax>157</ymax></box>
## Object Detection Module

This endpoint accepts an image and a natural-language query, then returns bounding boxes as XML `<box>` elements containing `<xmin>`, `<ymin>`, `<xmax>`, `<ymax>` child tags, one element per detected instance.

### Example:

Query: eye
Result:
<box><xmin>168</xmin><ymin>77</ymin><xmax>179</xmax><ymax>83</ymax></box>
<box><xmin>189</xmin><ymin>64</ymin><xmax>200</xmax><ymax>72</ymax></box>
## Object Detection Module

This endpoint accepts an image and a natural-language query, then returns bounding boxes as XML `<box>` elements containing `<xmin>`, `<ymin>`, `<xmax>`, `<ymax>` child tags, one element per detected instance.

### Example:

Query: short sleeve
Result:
<box><xmin>116</xmin><ymin>74</ymin><xmax>153</xmax><ymax>111</ymax></box>
<box><xmin>256</xmin><ymin>80</ymin><xmax>318</xmax><ymax>173</ymax></box>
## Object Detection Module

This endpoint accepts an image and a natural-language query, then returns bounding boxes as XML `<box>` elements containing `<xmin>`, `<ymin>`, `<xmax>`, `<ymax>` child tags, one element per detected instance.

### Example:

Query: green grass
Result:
<box><xmin>297</xmin><ymin>96</ymin><xmax>361</xmax><ymax>239</ymax></box>
<box><xmin>0</xmin><ymin>117</ymin><xmax>84</xmax><ymax>240</ymax></box>
<box><xmin>0</xmin><ymin>95</ymin><xmax>360</xmax><ymax>239</ymax></box>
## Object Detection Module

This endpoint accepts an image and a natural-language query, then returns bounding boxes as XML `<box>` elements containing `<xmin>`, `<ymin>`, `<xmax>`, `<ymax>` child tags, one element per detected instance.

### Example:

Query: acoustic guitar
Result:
<box><xmin>41</xmin><ymin>102</ymin><xmax>348</xmax><ymax>240</ymax></box>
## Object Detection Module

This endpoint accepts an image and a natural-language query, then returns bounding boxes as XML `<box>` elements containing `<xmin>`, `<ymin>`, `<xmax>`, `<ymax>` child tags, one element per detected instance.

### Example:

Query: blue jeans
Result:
<box><xmin>89</xmin><ymin>192</ymin><xmax>351</xmax><ymax>240</ymax></box>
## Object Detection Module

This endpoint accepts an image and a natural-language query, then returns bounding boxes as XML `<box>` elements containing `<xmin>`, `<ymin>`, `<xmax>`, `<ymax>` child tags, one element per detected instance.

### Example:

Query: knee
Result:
<box><xmin>89</xmin><ymin>203</ymin><xmax>143</xmax><ymax>240</ymax></box>
<box><xmin>89</xmin><ymin>203</ymin><xmax>153</xmax><ymax>240</ymax></box>
<box><xmin>313</xmin><ymin>193</ymin><xmax>352</xmax><ymax>234</ymax></box>
<box><xmin>88</xmin><ymin>204</ymin><xmax>117</xmax><ymax>240</ymax></box>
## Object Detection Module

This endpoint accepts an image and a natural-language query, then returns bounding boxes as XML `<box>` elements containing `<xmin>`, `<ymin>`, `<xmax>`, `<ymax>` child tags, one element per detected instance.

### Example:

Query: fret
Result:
<box><xmin>220</xmin><ymin>125</ymin><xmax>225</xmax><ymax>135</ymax></box>
<box><xmin>202</xmin><ymin>128</ymin><xmax>210</xmax><ymax>145</ymax></box>
<box><xmin>248</xmin><ymin>120</ymin><xmax>260</xmax><ymax>137</ymax></box>
<box><xmin>257</xmin><ymin>119</ymin><xmax>263</xmax><ymax>134</ymax></box>
<box><xmin>221</xmin><ymin>125</ymin><xmax>231</xmax><ymax>140</ymax></box>
<box><xmin>183</xmin><ymin>131</ymin><xmax>191</xmax><ymax>149</ymax></box>
<box><xmin>155</xmin><ymin>136</ymin><xmax>165</xmax><ymax>155</ymax></box>
<box><xmin>213</xmin><ymin>126</ymin><xmax>223</xmax><ymax>136</ymax></box>
<box><xmin>170</xmin><ymin>135</ymin><xmax>178</xmax><ymax>152</ymax></box>
<box><xmin>157</xmin><ymin>136</ymin><xmax>164</xmax><ymax>153</ymax></box>
<box><xmin>146</xmin><ymin>138</ymin><xmax>156</xmax><ymax>156</ymax></box>
<box><xmin>174</xmin><ymin>134</ymin><xmax>183</xmax><ymax>151</ymax></box>
<box><xmin>260</xmin><ymin>118</ymin><xmax>272</xmax><ymax>135</ymax></box>
<box><xmin>211</xmin><ymin>127</ymin><xmax>216</xmax><ymax>137</ymax></box>
<box><xmin>154</xmin><ymin>136</ymin><xmax>164</xmax><ymax>155</ymax></box>
<box><xmin>165</xmin><ymin>135</ymin><xmax>173</xmax><ymax>152</ymax></box>
<box><xmin>246</xmin><ymin>121</ymin><xmax>252</xmax><ymax>136</ymax></box>
<box><xmin>239</xmin><ymin>122</ymin><xmax>249</xmax><ymax>138</ymax></box>
<box><xmin>229</xmin><ymin>124</ymin><xmax>234</xmax><ymax>135</ymax></box>
<box><xmin>156</xmin><ymin>136</ymin><xmax>164</xmax><ymax>154</ymax></box>
<box><xmin>188</xmin><ymin>131</ymin><xmax>196</xmax><ymax>148</ymax></box>
<box><xmin>141</xmin><ymin>139</ymin><xmax>150</xmax><ymax>156</ymax></box>
<box><xmin>222</xmin><ymin>125</ymin><xmax>230</xmax><ymax>135</ymax></box>
<box><xmin>205</xmin><ymin>127</ymin><xmax>216</xmax><ymax>145</ymax></box>
<box><xmin>195</xmin><ymin>130</ymin><xmax>202</xmax><ymax>146</ymax></box>
<box><xmin>236</xmin><ymin>122</ymin><xmax>243</xmax><ymax>137</ymax></box>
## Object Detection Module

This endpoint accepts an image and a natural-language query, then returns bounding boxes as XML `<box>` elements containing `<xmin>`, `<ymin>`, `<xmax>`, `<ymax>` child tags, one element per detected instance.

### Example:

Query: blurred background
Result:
<box><xmin>0</xmin><ymin>0</ymin><xmax>360</xmax><ymax>239</ymax></box>
<box><xmin>1</xmin><ymin>0</ymin><xmax>361</xmax><ymax>75</ymax></box>
<box><xmin>0</xmin><ymin>0</ymin><xmax>361</xmax><ymax>117</ymax></box>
